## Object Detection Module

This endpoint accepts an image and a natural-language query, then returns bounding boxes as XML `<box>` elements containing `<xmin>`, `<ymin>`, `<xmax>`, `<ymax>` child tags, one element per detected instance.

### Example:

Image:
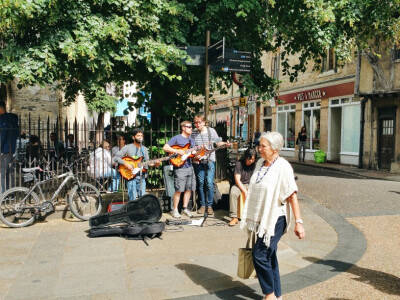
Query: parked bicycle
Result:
<box><xmin>0</xmin><ymin>159</ymin><xmax>102</xmax><ymax>228</ymax></box>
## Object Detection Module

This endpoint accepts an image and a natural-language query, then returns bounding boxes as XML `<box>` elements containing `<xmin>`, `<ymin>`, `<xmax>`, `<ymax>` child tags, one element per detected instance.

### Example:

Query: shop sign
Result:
<box><xmin>294</xmin><ymin>89</ymin><xmax>326</xmax><ymax>101</ymax></box>
<box><xmin>239</xmin><ymin>107</ymin><xmax>247</xmax><ymax>124</ymax></box>
<box><xmin>248</xmin><ymin>100</ymin><xmax>256</xmax><ymax>115</ymax></box>
<box><xmin>277</xmin><ymin>82</ymin><xmax>355</xmax><ymax>104</ymax></box>
<box><xmin>239</xmin><ymin>97</ymin><xmax>247</xmax><ymax>107</ymax></box>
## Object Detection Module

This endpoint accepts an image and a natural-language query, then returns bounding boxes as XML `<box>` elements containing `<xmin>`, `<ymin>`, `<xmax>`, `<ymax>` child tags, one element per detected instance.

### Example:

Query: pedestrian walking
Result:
<box><xmin>241</xmin><ymin>131</ymin><xmax>305</xmax><ymax>300</ymax></box>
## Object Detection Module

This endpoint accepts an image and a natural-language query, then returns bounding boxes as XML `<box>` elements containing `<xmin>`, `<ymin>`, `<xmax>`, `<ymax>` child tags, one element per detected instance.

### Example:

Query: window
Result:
<box><xmin>322</xmin><ymin>48</ymin><xmax>336</xmax><ymax>72</ymax></box>
<box><xmin>263</xmin><ymin>106</ymin><xmax>272</xmax><ymax>117</ymax></box>
<box><xmin>394</xmin><ymin>46</ymin><xmax>400</xmax><ymax>60</ymax></box>
<box><xmin>277</xmin><ymin>105</ymin><xmax>296</xmax><ymax>148</ymax></box>
<box><xmin>330</xmin><ymin>97</ymin><xmax>360</xmax><ymax>153</ymax></box>
<box><xmin>303</xmin><ymin>101</ymin><xmax>321</xmax><ymax>150</ymax></box>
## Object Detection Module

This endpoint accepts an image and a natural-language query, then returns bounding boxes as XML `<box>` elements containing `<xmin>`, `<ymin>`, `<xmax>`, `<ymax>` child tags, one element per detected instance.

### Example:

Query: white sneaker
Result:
<box><xmin>171</xmin><ymin>209</ymin><xmax>181</xmax><ymax>218</ymax></box>
<box><xmin>182</xmin><ymin>208</ymin><xmax>193</xmax><ymax>218</ymax></box>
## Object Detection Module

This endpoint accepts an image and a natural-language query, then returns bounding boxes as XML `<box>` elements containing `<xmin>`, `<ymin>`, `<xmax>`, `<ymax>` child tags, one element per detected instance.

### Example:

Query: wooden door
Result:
<box><xmin>378</xmin><ymin>118</ymin><xmax>395</xmax><ymax>170</ymax></box>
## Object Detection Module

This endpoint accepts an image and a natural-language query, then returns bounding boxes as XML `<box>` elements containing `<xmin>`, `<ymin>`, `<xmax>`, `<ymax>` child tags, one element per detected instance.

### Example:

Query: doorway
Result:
<box><xmin>329</xmin><ymin>107</ymin><xmax>342</xmax><ymax>162</ymax></box>
<box><xmin>378</xmin><ymin>108</ymin><xmax>396</xmax><ymax>170</ymax></box>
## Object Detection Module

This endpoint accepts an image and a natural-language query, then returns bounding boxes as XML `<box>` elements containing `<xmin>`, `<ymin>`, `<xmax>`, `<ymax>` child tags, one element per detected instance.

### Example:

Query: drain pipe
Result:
<box><xmin>359</xmin><ymin>97</ymin><xmax>367</xmax><ymax>168</ymax></box>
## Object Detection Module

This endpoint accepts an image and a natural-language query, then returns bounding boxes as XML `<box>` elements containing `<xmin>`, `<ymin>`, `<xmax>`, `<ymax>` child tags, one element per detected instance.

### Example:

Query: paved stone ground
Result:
<box><xmin>1</xmin><ymin>159</ymin><xmax>400</xmax><ymax>299</ymax></box>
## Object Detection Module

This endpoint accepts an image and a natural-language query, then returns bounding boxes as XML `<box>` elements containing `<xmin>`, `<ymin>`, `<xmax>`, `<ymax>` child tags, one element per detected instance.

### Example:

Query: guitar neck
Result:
<box><xmin>140</xmin><ymin>154</ymin><xmax>176</xmax><ymax>167</ymax></box>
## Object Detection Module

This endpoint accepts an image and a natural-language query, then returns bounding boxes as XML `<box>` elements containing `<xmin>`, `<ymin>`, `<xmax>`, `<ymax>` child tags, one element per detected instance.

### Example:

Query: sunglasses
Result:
<box><xmin>184</xmin><ymin>125</ymin><xmax>193</xmax><ymax>128</ymax></box>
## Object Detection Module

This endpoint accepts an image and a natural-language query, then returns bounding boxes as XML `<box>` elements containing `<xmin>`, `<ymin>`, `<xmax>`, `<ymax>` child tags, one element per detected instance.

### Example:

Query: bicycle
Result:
<box><xmin>0</xmin><ymin>159</ymin><xmax>102</xmax><ymax>228</ymax></box>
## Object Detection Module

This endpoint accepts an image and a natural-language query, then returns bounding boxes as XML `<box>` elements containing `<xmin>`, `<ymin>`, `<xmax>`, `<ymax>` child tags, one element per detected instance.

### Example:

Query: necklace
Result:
<box><xmin>255</xmin><ymin>157</ymin><xmax>279</xmax><ymax>184</ymax></box>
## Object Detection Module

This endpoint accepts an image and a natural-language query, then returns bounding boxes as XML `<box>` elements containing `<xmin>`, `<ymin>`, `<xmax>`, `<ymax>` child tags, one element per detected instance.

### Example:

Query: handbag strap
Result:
<box><xmin>246</xmin><ymin>231</ymin><xmax>256</xmax><ymax>248</ymax></box>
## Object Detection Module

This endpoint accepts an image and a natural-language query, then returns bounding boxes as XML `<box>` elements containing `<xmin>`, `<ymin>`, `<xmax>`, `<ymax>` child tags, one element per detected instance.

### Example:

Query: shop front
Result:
<box><xmin>275</xmin><ymin>81</ymin><xmax>359</xmax><ymax>164</ymax></box>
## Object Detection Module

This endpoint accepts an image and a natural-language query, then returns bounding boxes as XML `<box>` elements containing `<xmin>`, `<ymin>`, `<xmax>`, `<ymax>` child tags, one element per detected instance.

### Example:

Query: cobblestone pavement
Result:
<box><xmin>1</xmin><ymin>159</ymin><xmax>399</xmax><ymax>299</ymax></box>
<box><xmin>282</xmin><ymin>159</ymin><xmax>400</xmax><ymax>300</ymax></box>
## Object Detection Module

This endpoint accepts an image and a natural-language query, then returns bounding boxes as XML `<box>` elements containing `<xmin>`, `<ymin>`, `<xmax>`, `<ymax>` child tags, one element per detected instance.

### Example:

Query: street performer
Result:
<box><xmin>191</xmin><ymin>115</ymin><xmax>230</xmax><ymax>215</ymax></box>
<box><xmin>163</xmin><ymin>120</ymin><xmax>196</xmax><ymax>218</ymax></box>
<box><xmin>113</xmin><ymin>128</ymin><xmax>156</xmax><ymax>201</ymax></box>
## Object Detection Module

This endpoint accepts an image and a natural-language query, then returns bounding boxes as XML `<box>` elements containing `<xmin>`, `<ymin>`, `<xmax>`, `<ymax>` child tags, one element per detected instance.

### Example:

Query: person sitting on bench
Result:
<box><xmin>228</xmin><ymin>148</ymin><xmax>256</xmax><ymax>226</ymax></box>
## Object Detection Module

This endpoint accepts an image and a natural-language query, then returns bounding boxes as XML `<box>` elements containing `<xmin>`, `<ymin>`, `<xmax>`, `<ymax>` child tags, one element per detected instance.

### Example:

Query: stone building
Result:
<box><xmin>261</xmin><ymin>49</ymin><xmax>359</xmax><ymax>165</ymax></box>
<box><xmin>357</xmin><ymin>48</ymin><xmax>400</xmax><ymax>173</ymax></box>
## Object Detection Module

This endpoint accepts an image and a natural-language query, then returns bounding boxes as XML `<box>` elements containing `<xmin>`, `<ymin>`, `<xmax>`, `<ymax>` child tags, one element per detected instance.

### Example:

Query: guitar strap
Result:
<box><xmin>199</xmin><ymin>127</ymin><xmax>213</xmax><ymax>164</ymax></box>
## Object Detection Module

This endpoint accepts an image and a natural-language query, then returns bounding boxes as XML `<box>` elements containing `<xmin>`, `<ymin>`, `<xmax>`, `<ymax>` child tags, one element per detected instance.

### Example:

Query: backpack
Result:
<box><xmin>88</xmin><ymin>194</ymin><xmax>165</xmax><ymax>245</ymax></box>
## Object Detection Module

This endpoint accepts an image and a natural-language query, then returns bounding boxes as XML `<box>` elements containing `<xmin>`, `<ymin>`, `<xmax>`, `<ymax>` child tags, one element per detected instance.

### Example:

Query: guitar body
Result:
<box><xmin>118</xmin><ymin>156</ymin><xmax>147</xmax><ymax>180</ymax></box>
<box><xmin>170</xmin><ymin>143</ymin><xmax>194</xmax><ymax>167</ymax></box>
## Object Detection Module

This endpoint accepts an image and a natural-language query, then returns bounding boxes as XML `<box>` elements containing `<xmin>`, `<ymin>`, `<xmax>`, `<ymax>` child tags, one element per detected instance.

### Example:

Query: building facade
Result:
<box><xmin>267</xmin><ymin>51</ymin><xmax>360</xmax><ymax>164</ymax></box>
<box><xmin>357</xmin><ymin>48</ymin><xmax>400</xmax><ymax>173</ymax></box>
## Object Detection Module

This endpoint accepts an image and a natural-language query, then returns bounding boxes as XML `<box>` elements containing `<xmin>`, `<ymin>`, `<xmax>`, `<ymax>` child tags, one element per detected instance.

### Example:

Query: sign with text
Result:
<box><xmin>208</xmin><ymin>38</ymin><xmax>225</xmax><ymax>65</ymax></box>
<box><xmin>210</xmin><ymin>49</ymin><xmax>252</xmax><ymax>73</ymax></box>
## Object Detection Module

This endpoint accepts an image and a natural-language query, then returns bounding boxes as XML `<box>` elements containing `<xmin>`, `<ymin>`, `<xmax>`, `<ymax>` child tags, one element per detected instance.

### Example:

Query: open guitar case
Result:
<box><xmin>88</xmin><ymin>194</ymin><xmax>165</xmax><ymax>245</ymax></box>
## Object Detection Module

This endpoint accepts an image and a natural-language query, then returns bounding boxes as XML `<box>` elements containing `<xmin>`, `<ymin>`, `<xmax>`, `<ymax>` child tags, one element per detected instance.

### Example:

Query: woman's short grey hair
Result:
<box><xmin>259</xmin><ymin>131</ymin><xmax>284</xmax><ymax>151</ymax></box>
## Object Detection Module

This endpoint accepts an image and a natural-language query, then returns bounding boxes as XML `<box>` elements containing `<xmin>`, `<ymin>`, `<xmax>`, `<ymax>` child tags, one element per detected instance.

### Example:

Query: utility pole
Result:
<box><xmin>204</xmin><ymin>30</ymin><xmax>210</xmax><ymax>122</ymax></box>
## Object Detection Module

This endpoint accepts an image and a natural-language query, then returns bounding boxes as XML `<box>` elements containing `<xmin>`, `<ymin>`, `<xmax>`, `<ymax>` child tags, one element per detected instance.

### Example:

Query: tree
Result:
<box><xmin>1</xmin><ymin>0</ymin><xmax>399</xmax><ymax>118</ymax></box>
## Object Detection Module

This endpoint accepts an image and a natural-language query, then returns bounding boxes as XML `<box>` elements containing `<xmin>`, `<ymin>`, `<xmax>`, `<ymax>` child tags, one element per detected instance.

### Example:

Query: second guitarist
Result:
<box><xmin>113</xmin><ymin>128</ymin><xmax>152</xmax><ymax>201</ymax></box>
<box><xmin>163</xmin><ymin>121</ymin><xmax>196</xmax><ymax>218</ymax></box>
<box><xmin>192</xmin><ymin>115</ymin><xmax>230</xmax><ymax>216</ymax></box>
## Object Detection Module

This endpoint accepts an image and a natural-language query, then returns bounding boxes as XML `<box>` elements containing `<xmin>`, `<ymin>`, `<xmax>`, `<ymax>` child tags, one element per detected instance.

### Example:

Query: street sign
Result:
<box><xmin>210</xmin><ymin>48</ymin><xmax>252</xmax><ymax>73</ymax></box>
<box><xmin>180</xmin><ymin>46</ymin><xmax>205</xmax><ymax>66</ymax></box>
<box><xmin>208</xmin><ymin>38</ymin><xmax>225</xmax><ymax>65</ymax></box>
<box><xmin>181</xmin><ymin>45</ymin><xmax>252</xmax><ymax>72</ymax></box>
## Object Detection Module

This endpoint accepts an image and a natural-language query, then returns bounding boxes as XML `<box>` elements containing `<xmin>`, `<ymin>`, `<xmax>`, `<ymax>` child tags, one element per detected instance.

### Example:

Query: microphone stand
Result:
<box><xmin>138</xmin><ymin>139</ymin><xmax>143</xmax><ymax>199</ymax></box>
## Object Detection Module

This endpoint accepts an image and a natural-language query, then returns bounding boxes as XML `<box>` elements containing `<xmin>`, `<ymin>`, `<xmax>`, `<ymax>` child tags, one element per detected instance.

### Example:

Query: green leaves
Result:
<box><xmin>1</xmin><ymin>0</ymin><xmax>399</xmax><ymax>116</ymax></box>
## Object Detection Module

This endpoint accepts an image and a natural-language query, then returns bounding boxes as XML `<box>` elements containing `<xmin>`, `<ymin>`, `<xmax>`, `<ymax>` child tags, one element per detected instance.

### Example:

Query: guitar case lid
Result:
<box><xmin>89</xmin><ymin>194</ymin><xmax>162</xmax><ymax>228</ymax></box>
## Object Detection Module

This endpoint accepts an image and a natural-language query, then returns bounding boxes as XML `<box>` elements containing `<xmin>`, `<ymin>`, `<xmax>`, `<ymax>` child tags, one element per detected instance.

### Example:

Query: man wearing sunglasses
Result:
<box><xmin>163</xmin><ymin>120</ymin><xmax>196</xmax><ymax>218</ymax></box>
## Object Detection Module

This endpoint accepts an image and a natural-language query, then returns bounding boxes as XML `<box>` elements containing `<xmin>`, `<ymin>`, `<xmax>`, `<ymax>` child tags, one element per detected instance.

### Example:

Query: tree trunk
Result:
<box><xmin>362</xmin><ymin>50</ymin><xmax>390</xmax><ymax>91</ymax></box>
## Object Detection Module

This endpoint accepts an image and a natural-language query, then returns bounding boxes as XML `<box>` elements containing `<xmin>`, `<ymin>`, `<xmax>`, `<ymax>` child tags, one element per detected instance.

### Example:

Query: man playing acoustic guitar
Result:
<box><xmin>192</xmin><ymin>115</ymin><xmax>230</xmax><ymax>216</ymax></box>
<box><xmin>113</xmin><ymin>128</ymin><xmax>155</xmax><ymax>201</ymax></box>
<box><xmin>163</xmin><ymin>121</ymin><xmax>197</xmax><ymax>218</ymax></box>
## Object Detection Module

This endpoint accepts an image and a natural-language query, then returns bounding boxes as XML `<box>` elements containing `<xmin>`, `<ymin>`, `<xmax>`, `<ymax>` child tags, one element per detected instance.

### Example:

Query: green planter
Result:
<box><xmin>314</xmin><ymin>150</ymin><xmax>326</xmax><ymax>163</ymax></box>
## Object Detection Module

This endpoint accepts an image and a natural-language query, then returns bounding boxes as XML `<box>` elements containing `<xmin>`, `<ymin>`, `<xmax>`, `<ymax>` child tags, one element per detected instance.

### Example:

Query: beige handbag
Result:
<box><xmin>237</xmin><ymin>232</ymin><xmax>257</xmax><ymax>279</ymax></box>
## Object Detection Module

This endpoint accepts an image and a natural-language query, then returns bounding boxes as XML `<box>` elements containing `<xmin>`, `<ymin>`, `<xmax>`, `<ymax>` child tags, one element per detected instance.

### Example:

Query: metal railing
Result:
<box><xmin>1</xmin><ymin>115</ymin><xmax>230</xmax><ymax>197</ymax></box>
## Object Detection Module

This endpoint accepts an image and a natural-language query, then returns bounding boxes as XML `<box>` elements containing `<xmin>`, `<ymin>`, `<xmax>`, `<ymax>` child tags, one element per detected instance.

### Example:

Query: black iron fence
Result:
<box><xmin>0</xmin><ymin>115</ymin><xmax>230</xmax><ymax>198</ymax></box>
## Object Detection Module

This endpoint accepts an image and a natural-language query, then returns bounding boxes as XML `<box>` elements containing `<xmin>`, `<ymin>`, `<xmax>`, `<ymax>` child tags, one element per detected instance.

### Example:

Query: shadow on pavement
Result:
<box><xmin>303</xmin><ymin>257</ymin><xmax>400</xmax><ymax>297</ymax></box>
<box><xmin>176</xmin><ymin>263</ymin><xmax>261</xmax><ymax>299</ymax></box>
<box><xmin>292</xmin><ymin>165</ymin><xmax>366</xmax><ymax>180</ymax></box>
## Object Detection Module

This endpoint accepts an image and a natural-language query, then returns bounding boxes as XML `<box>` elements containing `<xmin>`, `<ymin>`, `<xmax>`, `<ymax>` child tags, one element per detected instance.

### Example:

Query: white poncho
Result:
<box><xmin>240</xmin><ymin>157</ymin><xmax>298</xmax><ymax>246</ymax></box>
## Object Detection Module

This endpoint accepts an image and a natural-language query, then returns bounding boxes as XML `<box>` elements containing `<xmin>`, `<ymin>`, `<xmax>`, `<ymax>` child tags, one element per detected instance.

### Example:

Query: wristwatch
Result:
<box><xmin>295</xmin><ymin>219</ymin><xmax>303</xmax><ymax>224</ymax></box>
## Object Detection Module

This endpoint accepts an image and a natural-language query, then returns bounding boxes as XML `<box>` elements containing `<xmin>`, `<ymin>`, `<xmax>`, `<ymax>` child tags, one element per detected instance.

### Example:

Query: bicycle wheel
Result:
<box><xmin>68</xmin><ymin>183</ymin><xmax>102</xmax><ymax>221</ymax></box>
<box><xmin>0</xmin><ymin>187</ymin><xmax>40</xmax><ymax>228</ymax></box>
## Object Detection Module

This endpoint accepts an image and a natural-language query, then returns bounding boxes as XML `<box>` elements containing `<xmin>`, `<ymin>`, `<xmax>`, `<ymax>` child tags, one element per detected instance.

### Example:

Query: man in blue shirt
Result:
<box><xmin>163</xmin><ymin>121</ymin><xmax>196</xmax><ymax>218</ymax></box>
<box><xmin>0</xmin><ymin>101</ymin><xmax>19</xmax><ymax>193</ymax></box>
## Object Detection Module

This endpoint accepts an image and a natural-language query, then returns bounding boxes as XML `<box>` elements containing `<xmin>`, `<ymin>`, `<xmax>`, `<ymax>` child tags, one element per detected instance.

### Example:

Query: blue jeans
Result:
<box><xmin>127</xmin><ymin>176</ymin><xmax>146</xmax><ymax>201</ymax></box>
<box><xmin>193</xmin><ymin>162</ymin><xmax>215</xmax><ymax>207</ymax></box>
<box><xmin>252</xmin><ymin>216</ymin><xmax>287</xmax><ymax>297</ymax></box>
<box><xmin>298</xmin><ymin>141</ymin><xmax>306</xmax><ymax>160</ymax></box>
<box><xmin>104</xmin><ymin>168</ymin><xmax>120</xmax><ymax>192</ymax></box>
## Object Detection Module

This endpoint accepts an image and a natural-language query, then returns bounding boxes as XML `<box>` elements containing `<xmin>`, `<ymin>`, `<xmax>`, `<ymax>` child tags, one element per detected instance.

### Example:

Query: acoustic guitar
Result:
<box><xmin>192</xmin><ymin>144</ymin><xmax>230</xmax><ymax>164</ymax></box>
<box><xmin>169</xmin><ymin>141</ymin><xmax>227</xmax><ymax>167</ymax></box>
<box><xmin>118</xmin><ymin>154</ymin><xmax>177</xmax><ymax>180</ymax></box>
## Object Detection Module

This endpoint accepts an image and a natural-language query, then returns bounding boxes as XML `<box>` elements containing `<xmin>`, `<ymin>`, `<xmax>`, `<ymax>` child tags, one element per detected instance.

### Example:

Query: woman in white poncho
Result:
<box><xmin>240</xmin><ymin>131</ymin><xmax>305</xmax><ymax>300</ymax></box>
